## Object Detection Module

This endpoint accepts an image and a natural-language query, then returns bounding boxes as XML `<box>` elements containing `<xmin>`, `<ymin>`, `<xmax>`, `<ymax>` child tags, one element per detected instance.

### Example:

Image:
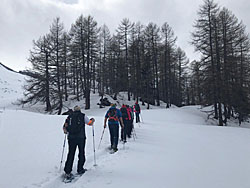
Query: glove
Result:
<box><xmin>63</xmin><ymin>127</ymin><xmax>68</xmax><ymax>134</ymax></box>
<box><xmin>88</xmin><ymin>118</ymin><xmax>95</xmax><ymax>126</ymax></box>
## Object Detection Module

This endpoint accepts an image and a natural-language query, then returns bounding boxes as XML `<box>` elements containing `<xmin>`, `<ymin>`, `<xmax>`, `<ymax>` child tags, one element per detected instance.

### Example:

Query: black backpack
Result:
<box><xmin>135</xmin><ymin>104</ymin><xmax>140</xmax><ymax>111</ymax></box>
<box><xmin>108</xmin><ymin>108</ymin><xmax>118</xmax><ymax>122</ymax></box>
<box><xmin>121</xmin><ymin>107</ymin><xmax>128</xmax><ymax>119</ymax></box>
<box><xmin>67</xmin><ymin>112</ymin><xmax>84</xmax><ymax>134</ymax></box>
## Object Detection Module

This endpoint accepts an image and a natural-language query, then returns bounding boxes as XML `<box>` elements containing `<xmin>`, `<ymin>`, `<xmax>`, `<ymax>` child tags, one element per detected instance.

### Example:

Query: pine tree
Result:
<box><xmin>23</xmin><ymin>35</ymin><xmax>53</xmax><ymax>112</ymax></box>
<box><xmin>50</xmin><ymin>17</ymin><xmax>65</xmax><ymax>114</ymax></box>
<box><xmin>83</xmin><ymin>15</ymin><xmax>99</xmax><ymax>109</ymax></box>
<box><xmin>160</xmin><ymin>23</ymin><xmax>177</xmax><ymax>107</ymax></box>
<box><xmin>144</xmin><ymin>22</ymin><xmax>161</xmax><ymax>106</ymax></box>
<box><xmin>116</xmin><ymin>18</ymin><xmax>134</xmax><ymax>101</ymax></box>
<box><xmin>191</xmin><ymin>0</ymin><xmax>221</xmax><ymax>123</ymax></box>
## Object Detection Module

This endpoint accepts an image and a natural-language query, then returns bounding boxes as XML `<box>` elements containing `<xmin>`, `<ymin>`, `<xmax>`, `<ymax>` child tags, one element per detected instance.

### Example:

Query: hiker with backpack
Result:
<box><xmin>62</xmin><ymin>105</ymin><xmax>95</xmax><ymax>180</ymax></box>
<box><xmin>127</xmin><ymin>105</ymin><xmax>134</xmax><ymax>138</ymax></box>
<box><xmin>104</xmin><ymin>103</ymin><xmax>124</xmax><ymax>153</ymax></box>
<box><xmin>120</xmin><ymin>104</ymin><xmax>131</xmax><ymax>142</ymax></box>
<box><xmin>134</xmin><ymin>101</ymin><xmax>141</xmax><ymax>123</ymax></box>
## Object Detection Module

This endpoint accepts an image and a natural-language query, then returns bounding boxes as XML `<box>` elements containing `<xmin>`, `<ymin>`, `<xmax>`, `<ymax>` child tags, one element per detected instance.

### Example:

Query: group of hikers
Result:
<box><xmin>62</xmin><ymin>101</ymin><xmax>141</xmax><ymax>180</ymax></box>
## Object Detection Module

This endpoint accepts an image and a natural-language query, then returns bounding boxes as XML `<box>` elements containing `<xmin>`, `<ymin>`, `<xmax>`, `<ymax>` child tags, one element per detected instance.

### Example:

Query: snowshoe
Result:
<box><xmin>110</xmin><ymin>148</ymin><xmax>118</xmax><ymax>154</ymax></box>
<box><xmin>63</xmin><ymin>173</ymin><xmax>74</xmax><ymax>183</ymax></box>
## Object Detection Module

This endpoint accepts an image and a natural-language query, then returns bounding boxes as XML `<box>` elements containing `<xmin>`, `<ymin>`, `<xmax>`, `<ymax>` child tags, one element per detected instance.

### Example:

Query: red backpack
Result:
<box><xmin>108</xmin><ymin>108</ymin><xmax>119</xmax><ymax>122</ymax></box>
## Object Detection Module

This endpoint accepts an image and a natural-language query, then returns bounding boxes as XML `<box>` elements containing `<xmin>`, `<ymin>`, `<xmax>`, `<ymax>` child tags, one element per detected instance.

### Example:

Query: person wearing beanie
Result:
<box><xmin>62</xmin><ymin>105</ymin><xmax>95</xmax><ymax>180</ymax></box>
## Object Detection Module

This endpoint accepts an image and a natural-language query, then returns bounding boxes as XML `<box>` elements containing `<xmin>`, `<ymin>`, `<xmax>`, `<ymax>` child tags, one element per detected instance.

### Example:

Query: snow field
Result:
<box><xmin>0</xmin><ymin>64</ymin><xmax>26</xmax><ymax>109</ymax></box>
<box><xmin>1</xmin><ymin>106</ymin><xmax>250</xmax><ymax>188</ymax></box>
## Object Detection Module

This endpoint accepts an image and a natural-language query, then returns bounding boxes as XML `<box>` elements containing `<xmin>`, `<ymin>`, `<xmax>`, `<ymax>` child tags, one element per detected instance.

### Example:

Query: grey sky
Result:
<box><xmin>0</xmin><ymin>0</ymin><xmax>249</xmax><ymax>71</ymax></box>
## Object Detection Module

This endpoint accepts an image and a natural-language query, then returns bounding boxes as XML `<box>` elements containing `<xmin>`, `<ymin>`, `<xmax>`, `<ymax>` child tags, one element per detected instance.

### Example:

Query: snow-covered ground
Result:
<box><xmin>1</xmin><ymin>63</ymin><xmax>250</xmax><ymax>188</ymax></box>
<box><xmin>1</xmin><ymin>106</ymin><xmax>250</xmax><ymax>188</ymax></box>
<box><xmin>0</xmin><ymin>63</ymin><xmax>26</xmax><ymax>109</ymax></box>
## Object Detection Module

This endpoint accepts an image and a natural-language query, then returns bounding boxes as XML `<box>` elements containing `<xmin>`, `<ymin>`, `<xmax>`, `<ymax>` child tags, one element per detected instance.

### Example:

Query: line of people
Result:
<box><xmin>62</xmin><ymin>102</ymin><xmax>141</xmax><ymax>180</ymax></box>
<box><xmin>104</xmin><ymin>102</ymin><xmax>141</xmax><ymax>151</ymax></box>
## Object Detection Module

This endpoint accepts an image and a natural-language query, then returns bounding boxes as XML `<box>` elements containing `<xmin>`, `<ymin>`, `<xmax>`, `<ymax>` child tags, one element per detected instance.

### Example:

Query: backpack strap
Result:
<box><xmin>127</xmin><ymin>108</ymin><xmax>131</xmax><ymax>120</ymax></box>
<box><xmin>108</xmin><ymin>108</ymin><xmax>118</xmax><ymax>121</ymax></box>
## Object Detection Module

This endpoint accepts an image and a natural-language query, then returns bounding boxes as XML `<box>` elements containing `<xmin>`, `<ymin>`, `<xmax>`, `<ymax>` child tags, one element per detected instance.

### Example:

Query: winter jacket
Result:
<box><xmin>65</xmin><ymin>111</ymin><xmax>90</xmax><ymax>139</ymax></box>
<box><xmin>105</xmin><ymin>107</ymin><xmax>122</xmax><ymax>125</ymax></box>
<box><xmin>134</xmin><ymin>103</ymin><xmax>141</xmax><ymax>113</ymax></box>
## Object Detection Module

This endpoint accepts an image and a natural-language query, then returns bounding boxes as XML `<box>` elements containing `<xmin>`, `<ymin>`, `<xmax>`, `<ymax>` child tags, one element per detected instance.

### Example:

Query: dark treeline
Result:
<box><xmin>22</xmin><ymin>16</ymin><xmax>189</xmax><ymax>114</ymax></box>
<box><xmin>189</xmin><ymin>0</ymin><xmax>250</xmax><ymax>125</ymax></box>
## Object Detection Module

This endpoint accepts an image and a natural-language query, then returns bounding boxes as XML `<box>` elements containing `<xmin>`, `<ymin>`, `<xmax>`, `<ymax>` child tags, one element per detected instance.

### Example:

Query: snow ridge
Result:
<box><xmin>0</xmin><ymin>63</ymin><xmax>26</xmax><ymax>109</ymax></box>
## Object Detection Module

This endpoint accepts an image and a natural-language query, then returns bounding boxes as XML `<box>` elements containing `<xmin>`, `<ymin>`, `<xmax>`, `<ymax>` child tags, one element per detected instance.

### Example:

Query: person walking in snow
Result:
<box><xmin>120</xmin><ymin>104</ymin><xmax>131</xmax><ymax>142</ymax></box>
<box><xmin>104</xmin><ymin>103</ymin><xmax>124</xmax><ymax>153</ymax></box>
<box><xmin>127</xmin><ymin>105</ymin><xmax>134</xmax><ymax>138</ymax></box>
<box><xmin>134</xmin><ymin>101</ymin><xmax>141</xmax><ymax>123</ymax></box>
<box><xmin>63</xmin><ymin>105</ymin><xmax>95</xmax><ymax>179</ymax></box>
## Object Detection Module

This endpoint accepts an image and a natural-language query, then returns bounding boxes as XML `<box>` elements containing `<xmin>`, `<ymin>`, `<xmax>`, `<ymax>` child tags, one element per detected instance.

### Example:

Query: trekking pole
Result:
<box><xmin>59</xmin><ymin>134</ymin><xmax>67</xmax><ymax>172</ymax></box>
<box><xmin>98</xmin><ymin>127</ymin><xmax>106</xmax><ymax>149</ymax></box>
<box><xmin>92</xmin><ymin>124</ymin><xmax>97</xmax><ymax>166</ymax></box>
<box><xmin>132</xmin><ymin>126</ymin><xmax>137</xmax><ymax>140</ymax></box>
<box><xmin>140</xmin><ymin>112</ymin><xmax>144</xmax><ymax>123</ymax></box>
<box><xmin>132</xmin><ymin>127</ymin><xmax>136</xmax><ymax>141</ymax></box>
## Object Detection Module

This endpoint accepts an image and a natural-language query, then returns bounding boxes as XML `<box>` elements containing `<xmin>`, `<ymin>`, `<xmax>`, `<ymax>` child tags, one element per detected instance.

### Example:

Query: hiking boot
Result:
<box><xmin>113</xmin><ymin>148</ymin><xmax>118</xmax><ymax>152</ymax></box>
<box><xmin>77</xmin><ymin>168</ymin><xmax>87</xmax><ymax>175</ymax></box>
<box><xmin>65</xmin><ymin>173</ymin><xmax>73</xmax><ymax>180</ymax></box>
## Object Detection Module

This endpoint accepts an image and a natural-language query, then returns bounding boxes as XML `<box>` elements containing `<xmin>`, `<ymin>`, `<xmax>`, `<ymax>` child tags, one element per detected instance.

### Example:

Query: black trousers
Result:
<box><xmin>127</xmin><ymin>120</ymin><xmax>133</xmax><ymax>138</ymax></box>
<box><xmin>135</xmin><ymin>112</ymin><xmax>140</xmax><ymax>123</ymax></box>
<box><xmin>64</xmin><ymin>137</ymin><xmax>86</xmax><ymax>174</ymax></box>
<box><xmin>121</xmin><ymin>119</ymin><xmax>129</xmax><ymax>141</ymax></box>
<box><xmin>108</xmin><ymin>124</ymin><xmax>119</xmax><ymax>149</ymax></box>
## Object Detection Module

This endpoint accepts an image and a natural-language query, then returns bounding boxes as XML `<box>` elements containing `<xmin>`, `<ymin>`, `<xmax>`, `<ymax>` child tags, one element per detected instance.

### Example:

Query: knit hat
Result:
<box><xmin>74</xmin><ymin>105</ymin><xmax>81</xmax><ymax>111</ymax></box>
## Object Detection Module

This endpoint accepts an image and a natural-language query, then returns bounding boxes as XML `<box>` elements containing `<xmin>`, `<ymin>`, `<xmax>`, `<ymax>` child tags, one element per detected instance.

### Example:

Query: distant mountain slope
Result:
<box><xmin>0</xmin><ymin>62</ymin><xmax>26</xmax><ymax>109</ymax></box>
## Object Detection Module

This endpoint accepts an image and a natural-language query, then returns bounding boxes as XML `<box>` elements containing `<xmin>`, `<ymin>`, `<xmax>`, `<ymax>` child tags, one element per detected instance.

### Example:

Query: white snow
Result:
<box><xmin>0</xmin><ymin>63</ymin><xmax>26</xmax><ymax>109</ymax></box>
<box><xmin>1</xmin><ymin>107</ymin><xmax>250</xmax><ymax>188</ymax></box>
<box><xmin>1</xmin><ymin>63</ymin><xmax>250</xmax><ymax>188</ymax></box>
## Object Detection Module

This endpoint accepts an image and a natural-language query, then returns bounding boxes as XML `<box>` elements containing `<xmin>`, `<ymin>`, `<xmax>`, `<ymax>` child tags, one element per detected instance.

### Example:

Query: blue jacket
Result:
<box><xmin>105</xmin><ymin>107</ymin><xmax>122</xmax><ymax>125</ymax></box>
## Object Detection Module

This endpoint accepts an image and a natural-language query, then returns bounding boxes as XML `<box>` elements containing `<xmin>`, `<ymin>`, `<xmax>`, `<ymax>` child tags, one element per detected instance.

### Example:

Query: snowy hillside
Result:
<box><xmin>0</xmin><ymin>63</ymin><xmax>26</xmax><ymax>109</ymax></box>
<box><xmin>1</xmin><ymin>106</ymin><xmax>250</xmax><ymax>188</ymax></box>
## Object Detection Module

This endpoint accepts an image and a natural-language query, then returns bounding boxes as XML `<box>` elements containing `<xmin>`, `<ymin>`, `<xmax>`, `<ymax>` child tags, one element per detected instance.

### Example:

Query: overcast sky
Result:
<box><xmin>0</xmin><ymin>0</ymin><xmax>249</xmax><ymax>71</ymax></box>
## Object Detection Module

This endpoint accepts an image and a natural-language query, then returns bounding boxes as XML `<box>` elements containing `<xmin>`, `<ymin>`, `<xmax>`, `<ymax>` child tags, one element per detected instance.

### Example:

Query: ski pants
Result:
<box><xmin>121</xmin><ymin>119</ymin><xmax>129</xmax><ymax>141</ymax></box>
<box><xmin>127</xmin><ymin>120</ymin><xmax>133</xmax><ymax>138</ymax></box>
<box><xmin>64</xmin><ymin>137</ymin><xmax>86</xmax><ymax>174</ymax></box>
<box><xmin>108</xmin><ymin>123</ymin><xmax>119</xmax><ymax>149</ymax></box>
<box><xmin>135</xmin><ymin>112</ymin><xmax>140</xmax><ymax>123</ymax></box>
